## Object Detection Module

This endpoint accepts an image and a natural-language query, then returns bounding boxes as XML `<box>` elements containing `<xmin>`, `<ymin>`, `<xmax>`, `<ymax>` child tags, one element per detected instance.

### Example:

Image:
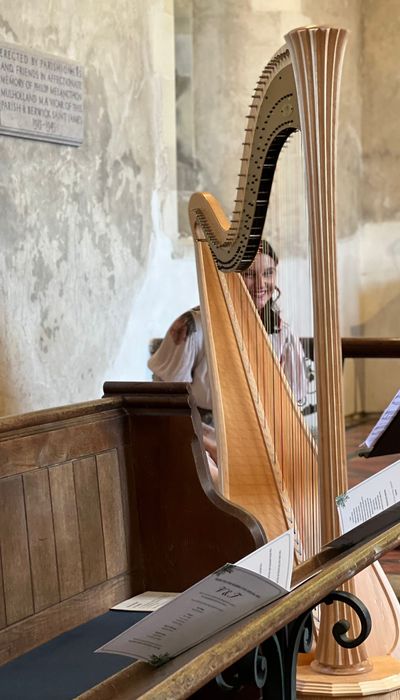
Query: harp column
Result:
<box><xmin>285</xmin><ymin>25</ymin><xmax>372</xmax><ymax>674</ymax></box>
<box><xmin>286</xmin><ymin>25</ymin><xmax>400</xmax><ymax>699</ymax></box>
<box><xmin>285</xmin><ymin>25</ymin><xmax>348</xmax><ymax>550</ymax></box>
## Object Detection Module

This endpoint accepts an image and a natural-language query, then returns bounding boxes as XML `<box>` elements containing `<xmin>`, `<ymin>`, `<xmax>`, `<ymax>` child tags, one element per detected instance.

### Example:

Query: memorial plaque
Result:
<box><xmin>0</xmin><ymin>42</ymin><xmax>84</xmax><ymax>146</ymax></box>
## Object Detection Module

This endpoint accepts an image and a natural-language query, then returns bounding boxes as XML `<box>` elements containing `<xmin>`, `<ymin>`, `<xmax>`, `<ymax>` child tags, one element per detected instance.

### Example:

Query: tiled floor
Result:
<box><xmin>346</xmin><ymin>415</ymin><xmax>400</xmax><ymax>593</ymax></box>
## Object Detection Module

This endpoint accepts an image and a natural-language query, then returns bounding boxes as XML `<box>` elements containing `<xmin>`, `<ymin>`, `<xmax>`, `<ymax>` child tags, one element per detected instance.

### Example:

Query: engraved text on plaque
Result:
<box><xmin>0</xmin><ymin>42</ymin><xmax>84</xmax><ymax>146</ymax></box>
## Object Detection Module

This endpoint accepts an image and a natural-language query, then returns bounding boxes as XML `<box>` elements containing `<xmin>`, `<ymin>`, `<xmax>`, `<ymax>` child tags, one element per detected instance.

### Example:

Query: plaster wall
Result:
<box><xmin>186</xmin><ymin>0</ymin><xmax>362</xmax><ymax>243</ymax></box>
<box><xmin>0</xmin><ymin>0</ymin><xmax>196</xmax><ymax>415</ymax></box>
<box><xmin>177</xmin><ymin>0</ymin><xmax>364</xmax><ymax>413</ymax></box>
<box><xmin>176</xmin><ymin>0</ymin><xmax>399</xmax><ymax>416</ymax></box>
<box><xmin>1</xmin><ymin>1</ymin><xmax>398</xmax><ymax>418</ymax></box>
<box><xmin>358</xmin><ymin>0</ymin><xmax>400</xmax><ymax>411</ymax></box>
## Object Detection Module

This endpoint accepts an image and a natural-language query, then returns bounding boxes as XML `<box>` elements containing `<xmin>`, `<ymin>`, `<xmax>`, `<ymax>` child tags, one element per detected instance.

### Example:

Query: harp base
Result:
<box><xmin>310</xmin><ymin>659</ymin><xmax>373</xmax><ymax>676</ymax></box>
<box><xmin>296</xmin><ymin>655</ymin><xmax>400</xmax><ymax>697</ymax></box>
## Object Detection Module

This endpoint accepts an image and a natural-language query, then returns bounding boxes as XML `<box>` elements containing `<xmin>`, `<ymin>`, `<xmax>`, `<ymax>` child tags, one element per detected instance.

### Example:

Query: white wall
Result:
<box><xmin>1</xmin><ymin>0</ymin><xmax>398</xmax><ymax>417</ymax></box>
<box><xmin>0</xmin><ymin>0</ymin><xmax>197</xmax><ymax>414</ymax></box>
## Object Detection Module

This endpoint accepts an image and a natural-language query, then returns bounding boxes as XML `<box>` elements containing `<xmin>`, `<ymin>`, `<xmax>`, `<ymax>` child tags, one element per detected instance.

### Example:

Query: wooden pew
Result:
<box><xmin>0</xmin><ymin>384</ymin><xmax>263</xmax><ymax>679</ymax></box>
<box><xmin>1</xmin><ymin>380</ymin><xmax>400</xmax><ymax>698</ymax></box>
<box><xmin>77</xmin><ymin>512</ymin><xmax>400</xmax><ymax>699</ymax></box>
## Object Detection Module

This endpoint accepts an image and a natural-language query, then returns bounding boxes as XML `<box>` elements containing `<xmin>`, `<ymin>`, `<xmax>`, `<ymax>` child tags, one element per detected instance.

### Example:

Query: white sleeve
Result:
<box><xmin>147</xmin><ymin>311</ymin><xmax>198</xmax><ymax>383</ymax></box>
<box><xmin>280</xmin><ymin>329</ymin><xmax>308</xmax><ymax>405</ymax></box>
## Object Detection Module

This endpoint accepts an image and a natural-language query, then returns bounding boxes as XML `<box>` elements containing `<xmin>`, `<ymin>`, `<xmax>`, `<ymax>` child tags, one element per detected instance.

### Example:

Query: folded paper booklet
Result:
<box><xmin>96</xmin><ymin>529</ymin><xmax>294</xmax><ymax>665</ymax></box>
<box><xmin>336</xmin><ymin>456</ymin><xmax>400</xmax><ymax>534</ymax></box>
<box><xmin>111</xmin><ymin>591</ymin><xmax>178</xmax><ymax>613</ymax></box>
<box><xmin>359</xmin><ymin>389</ymin><xmax>400</xmax><ymax>457</ymax></box>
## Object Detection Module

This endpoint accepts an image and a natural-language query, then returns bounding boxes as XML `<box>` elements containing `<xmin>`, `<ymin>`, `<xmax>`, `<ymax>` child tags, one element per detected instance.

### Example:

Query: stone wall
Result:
<box><xmin>0</xmin><ymin>0</ymin><xmax>198</xmax><ymax>415</ymax></box>
<box><xmin>358</xmin><ymin>0</ymin><xmax>400</xmax><ymax>411</ymax></box>
<box><xmin>176</xmin><ymin>0</ymin><xmax>364</xmax><ymax>412</ymax></box>
<box><xmin>0</xmin><ymin>1</ymin><xmax>398</xmax><ymax>417</ymax></box>
<box><xmin>175</xmin><ymin>0</ymin><xmax>399</xmax><ymax>414</ymax></box>
<box><xmin>177</xmin><ymin>1</ymin><xmax>362</xmax><ymax>239</ymax></box>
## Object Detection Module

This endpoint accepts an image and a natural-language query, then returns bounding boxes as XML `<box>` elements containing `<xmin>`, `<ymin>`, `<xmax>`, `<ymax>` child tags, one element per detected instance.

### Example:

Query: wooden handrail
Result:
<box><xmin>300</xmin><ymin>337</ymin><xmax>400</xmax><ymax>361</ymax></box>
<box><xmin>78</xmin><ymin>515</ymin><xmax>400</xmax><ymax>699</ymax></box>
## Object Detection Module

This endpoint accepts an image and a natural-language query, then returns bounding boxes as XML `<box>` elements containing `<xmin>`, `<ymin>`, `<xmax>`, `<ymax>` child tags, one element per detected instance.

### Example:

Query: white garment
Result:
<box><xmin>148</xmin><ymin>308</ymin><xmax>212</xmax><ymax>410</ymax></box>
<box><xmin>269</xmin><ymin>320</ymin><xmax>309</xmax><ymax>405</ymax></box>
<box><xmin>148</xmin><ymin>308</ymin><xmax>308</xmax><ymax>409</ymax></box>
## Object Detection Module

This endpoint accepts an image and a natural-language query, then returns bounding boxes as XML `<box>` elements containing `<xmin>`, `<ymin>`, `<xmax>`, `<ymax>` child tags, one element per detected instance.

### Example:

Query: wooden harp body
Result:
<box><xmin>189</xmin><ymin>26</ymin><xmax>400</xmax><ymax>697</ymax></box>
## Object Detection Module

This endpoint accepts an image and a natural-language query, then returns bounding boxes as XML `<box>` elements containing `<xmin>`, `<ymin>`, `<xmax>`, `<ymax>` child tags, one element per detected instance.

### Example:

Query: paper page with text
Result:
<box><xmin>336</xmin><ymin>458</ymin><xmax>400</xmax><ymax>533</ymax></box>
<box><xmin>236</xmin><ymin>528</ymin><xmax>293</xmax><ymax>589</ymax></box>
<box><xmin>361</xmin><ymin>390</ymin><xmax>400</xmax><ymax>450</ymax></box>
<box><xmin>96</xmin><ymin>531</ymin><xmax>293</xmax><ymax>664</ymax></box>
<box><xmin>112</xmin><ymin>591</ymin><xmax>178</xmax><ymax>612</ymax></box>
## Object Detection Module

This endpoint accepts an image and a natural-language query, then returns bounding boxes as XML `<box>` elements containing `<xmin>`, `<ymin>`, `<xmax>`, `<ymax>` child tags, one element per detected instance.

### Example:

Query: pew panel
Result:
<box><xmin>49</xmin><ymin>461</ymin><xmax>86</xmax><ymax>600</ymax></box>
<box><xmin>0</xmin><ymin>475</ymin><xmax>34</xmax><ymax>625</ymax></box>
<box><xmin>0</xmin><ymin>401</ymin><xmax>145</xmax><ymax>665</ymax></box>
<box><xmin>24</xmin><ymin>468</ymin><xmax>60</xmax><ymax>612</ymax></box>
<box><xmin>97</xmin><ymin>449</ymin><xmax>129</xmax><ymax>579</ymax></box>
<box><xmin>0</xmin><ymin>385</ymin><xmax>266</xmax><ymax>698</ymax></box>
<box><xmin>0</xmin><ymin>407</ymin><xmax>127</xmax><ymax>477</ymax></box>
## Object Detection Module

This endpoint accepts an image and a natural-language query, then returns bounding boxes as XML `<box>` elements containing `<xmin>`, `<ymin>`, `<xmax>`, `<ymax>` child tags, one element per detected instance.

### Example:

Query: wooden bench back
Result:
<box><xmin>0</xmin><ymin>384</ymin><xmax>263</xmax><ymax>666</ymax></box>
<box><xmin>0</xmin><ymin>397</ymin><xmax>142</xmax><ymax>665</ymax></box>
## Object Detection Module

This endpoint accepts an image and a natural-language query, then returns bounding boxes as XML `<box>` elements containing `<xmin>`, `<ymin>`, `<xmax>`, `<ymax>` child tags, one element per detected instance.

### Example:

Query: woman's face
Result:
<box><xmin>242</xmin><ymin>253</ymin><xmax>277</xmax><ymax>311</ymax></box>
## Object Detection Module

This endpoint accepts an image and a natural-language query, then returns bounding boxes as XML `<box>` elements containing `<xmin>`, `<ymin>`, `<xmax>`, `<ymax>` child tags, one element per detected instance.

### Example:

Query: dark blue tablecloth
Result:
<box><xmin>0</xmin><ymin>610</ymin><xmax>146</xmax><ymax>699</ymax></box>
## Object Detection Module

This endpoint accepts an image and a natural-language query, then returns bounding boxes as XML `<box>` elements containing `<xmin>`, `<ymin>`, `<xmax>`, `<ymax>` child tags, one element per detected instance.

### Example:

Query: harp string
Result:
<box><xmin>278</xmin><ymin>131</ymin><xmax>318</xmax><ymax>559</ymax></box>
<box><xmin>221</xmin><ymin>130</ymin><xmax>320</xmax><ymax>561</ymax></box>
<box><xmin>190</xmin><ymin>42</ymin><xmax>320</xmax><ymax>562</ymax></box>
<box><xmin>221</xmin><ymin>268</ymin><xmax>318</xmax><ymax>561</ymax></box>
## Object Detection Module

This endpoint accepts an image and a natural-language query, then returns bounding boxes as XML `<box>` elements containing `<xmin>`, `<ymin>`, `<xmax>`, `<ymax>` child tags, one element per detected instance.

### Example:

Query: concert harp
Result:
<box><xmin>189</xmin><ymin>26</ymin><xmax>400</xmax><ymax>698</ymax></box>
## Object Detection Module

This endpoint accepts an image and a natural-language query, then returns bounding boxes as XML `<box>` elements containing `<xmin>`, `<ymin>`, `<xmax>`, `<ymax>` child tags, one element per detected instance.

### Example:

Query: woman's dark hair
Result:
<box><xmin>259</xmin><ymin>239</ymin><xmax>281</xmax><ymax>334</ymax></box>
<box><xmin>260</xmin><ymin>239</ymin><xmax>279</xmax><ymax>265</ymax></box>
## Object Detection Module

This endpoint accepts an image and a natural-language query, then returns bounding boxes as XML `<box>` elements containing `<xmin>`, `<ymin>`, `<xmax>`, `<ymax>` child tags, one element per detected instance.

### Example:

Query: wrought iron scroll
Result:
<box><xmin>215</xmin><ymin>645</ymin><xmax>267</xmax><ymax>692</ymax></box>
<box><xmin>322</xmin><ymin>589</ymin><xmax>372</xmax><ymax>650</ymax></box>
<box><xmin>213</xmin><ymin>589</ymin><xmax>371</xmax><ymax>699</ymax></box>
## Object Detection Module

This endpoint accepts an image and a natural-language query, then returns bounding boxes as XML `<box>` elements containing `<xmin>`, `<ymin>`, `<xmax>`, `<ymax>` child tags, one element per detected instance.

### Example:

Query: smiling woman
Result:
<box><xmin>242</xmin><ymin>240</ymin><xmax>281</xmax><ymax>333</ymax></box>
<box><xmin>148</xmin><ymin>239</ymin><xmax>309</xmax><ymax>420</ymax></box>
<box><xmin>241</xmin><ymin>240</ymin><xmax>279</xmax><ymax>317</ymax></box>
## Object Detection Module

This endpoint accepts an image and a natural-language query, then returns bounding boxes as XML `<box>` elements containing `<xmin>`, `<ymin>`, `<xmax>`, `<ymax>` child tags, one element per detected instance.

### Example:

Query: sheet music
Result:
<box><xmin>96</xmin><ymin>530</ymin><xmax>294</xmax><ymax>664</ymax></box>
<box><xmin>336</xmin><ymin>458</ymin><xmax>400</xmax><ymax>533</ymax></box>
<box><xmin>361</xmin><ymin>389</ymin><xmax>400</xmax><ymax>450</ymax></box>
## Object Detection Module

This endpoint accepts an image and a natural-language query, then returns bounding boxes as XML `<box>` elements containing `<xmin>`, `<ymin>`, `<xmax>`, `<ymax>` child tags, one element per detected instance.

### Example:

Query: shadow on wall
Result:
<box><xmin>0</xmin><ymin>361</ymin><xmax>20</xmax><ymax>417</ymax></box>
<box><xmin>349</xmin><ymin>287</ymin><xmax>400</xmax><ymax>414</ymax></box>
